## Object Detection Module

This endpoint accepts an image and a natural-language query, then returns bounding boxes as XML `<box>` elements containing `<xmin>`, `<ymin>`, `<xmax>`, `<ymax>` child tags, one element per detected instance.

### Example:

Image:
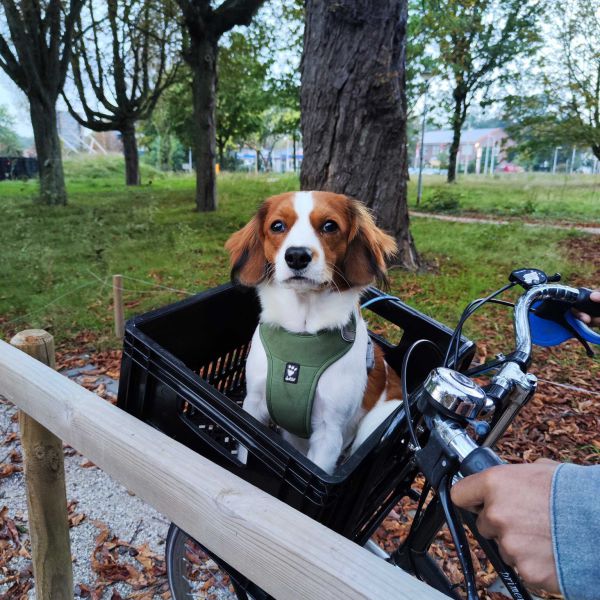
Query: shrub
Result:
<box><xmin>522</xmin><ymin>197</ymin><xmax>537</xmax><ymax>215</ymax></box>
<box><xmin>63</xmin><ymin>154</ymin><xmax>165</xmax><ymax>181</ymax></box>
<box><xmin>424</xmin><ymin>188</ymin><xmax>462</xmax><ymax>213</ymax></box>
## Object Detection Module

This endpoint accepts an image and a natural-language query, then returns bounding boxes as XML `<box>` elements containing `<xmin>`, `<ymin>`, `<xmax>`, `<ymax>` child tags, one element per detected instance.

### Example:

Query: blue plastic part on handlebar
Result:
<box><xmin>529</xmin><ymin>301</ymin><xmax>600</xmax><ymax>347</ymax></box>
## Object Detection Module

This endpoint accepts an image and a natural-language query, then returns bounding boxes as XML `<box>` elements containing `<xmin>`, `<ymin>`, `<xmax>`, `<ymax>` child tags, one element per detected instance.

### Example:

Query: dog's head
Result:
<box><xmin>225</xmin><ymin>191</ymin><xmax>397</xmax><ymax>291</ymax></box>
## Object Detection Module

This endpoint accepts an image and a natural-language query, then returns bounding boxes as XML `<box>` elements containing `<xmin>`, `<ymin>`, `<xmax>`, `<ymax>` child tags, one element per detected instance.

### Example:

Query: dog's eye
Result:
<box><xmin>270</xmin><ymin>220</ymin><xmax>286</xmax><ymax>233</ymax></box>
<box><xmin>321</xmin><ymin>220</ymin><xmax>339</xmax><ymax>233</ymax></box>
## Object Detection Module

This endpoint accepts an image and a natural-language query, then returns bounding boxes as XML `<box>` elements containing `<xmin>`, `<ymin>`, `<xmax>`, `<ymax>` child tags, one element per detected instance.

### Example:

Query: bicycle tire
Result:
<box><xmin>166</xmin><ymin>523</ymin><xmax>272</xmax><ymax>600</ymax></box>
<box><xmin>166</xmin><ymin>520</ymin><xmax>460</xmax><ymax>600</ymax></box>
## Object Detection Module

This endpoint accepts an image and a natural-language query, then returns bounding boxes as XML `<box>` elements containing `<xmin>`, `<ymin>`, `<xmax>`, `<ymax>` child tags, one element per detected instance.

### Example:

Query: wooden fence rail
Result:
<box><xmin>0</xmin><ymin>334</ymin><xmax>445</xmax><ymax>600</ymax></box>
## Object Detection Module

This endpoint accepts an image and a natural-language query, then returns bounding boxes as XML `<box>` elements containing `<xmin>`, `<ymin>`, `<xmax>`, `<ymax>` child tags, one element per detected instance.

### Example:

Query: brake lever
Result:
<box><xmin>564</xmin><ymin>314</ymin><xmax>596</xmax><ymax>357</ymax></box>
<box><xmin>460</xmin><ymin>510</ymin><xmax>535</xmax><ymax>600</ymax></box>
<box><xmin>412</xmin><ymin>430</ymin><xmax>480</xmax><ymax>599</ymax></box>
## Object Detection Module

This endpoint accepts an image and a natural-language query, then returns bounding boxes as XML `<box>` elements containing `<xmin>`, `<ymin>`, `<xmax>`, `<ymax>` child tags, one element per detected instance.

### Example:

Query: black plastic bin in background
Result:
<box><xmin>117</xmin><ymin>283</ymin><xmax>475</xmax><ymax>543</ymax></box>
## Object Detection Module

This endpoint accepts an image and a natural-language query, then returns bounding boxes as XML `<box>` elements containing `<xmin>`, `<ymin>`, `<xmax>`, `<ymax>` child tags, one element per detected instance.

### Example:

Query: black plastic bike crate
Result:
<box><xmin>117</xmin><ymin>283</ymin><xmax>475</xmax><ymax>542</ymax></box>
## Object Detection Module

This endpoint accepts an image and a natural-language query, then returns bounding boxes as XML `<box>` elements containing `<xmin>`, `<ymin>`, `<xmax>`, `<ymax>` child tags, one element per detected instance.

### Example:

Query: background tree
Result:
<box><xmin>215</xmin><ymin>32</ymin><xmax>270</xmax><ymax>166</ymax></box>
<box><xmin>301</xmin><ymin>0</ymin><xmax>419</xmax><ymax>270</ymax></box>
<box><xmin>0</xmin><ymin>105</ymin><xmax>22</xmax><ymax>155</ymax></box>
<box><xmin>141</xmin><ymin>43</ymin><xmax>269</xmax><ymax>171</ymax></box>
<box><xmin>505</xmin><ymin>0</ymin><xmax>600</xmax><ymax>163</ymax></box>
<box><xmin>143</xmin><ymin>73</ymin><xmax>195</xmax><ymax>154</ymax></box>
<box><xmin>405</xmin><ymin>0</ymin><xmax>437</xmax><ymax>116</ymax></box>
<box><xmin>144</xmin><ymin>3</ymin><xmax>302</xmax><ymax>174</ymax></box>
<box><xmin>0</xmin><ymin>0</ymin><xmax>85</xmax><ymax>204</ymax></box>
<box><xmin>176</xmin><ymin>0</ymin><xmax>267</xmax><ymax>212</ymax></box>
<box><xmin>270</xmin><ymin>106</ymin><xmax>300</xmax><ymax>171</ymax></box>
<box><xmin>503</xmin><ymin>94</ymin><xmax>566</xmax><ymax>169</ymax></box>
<box><xmin>64</xmin><ymin>0</ymin><xmax>180</xmax><ymax>185</ymax></box>
<box><xmin>418</xmin><ymin>0</ymin><xmax>542</xmax><ymax>182</ymax></box>
<box><xmin>246</xmin><ymin>106</ymin><xmax>295</xmax><ymax>171</ymax></box>
<box><xmin>140</xmin><ymin>97</ymin><xmax>187</xmax><ymax>171</ymax></box>
<box><xmin>265</xmin><ymin>1</ymin><xmax>302</xmax><ymax>170</ymax></box>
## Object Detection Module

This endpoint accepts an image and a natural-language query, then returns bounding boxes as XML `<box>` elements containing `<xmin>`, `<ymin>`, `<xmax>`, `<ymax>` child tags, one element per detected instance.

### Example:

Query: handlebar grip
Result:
<box><xmin>460</xmin><ymin>447</ymin><xmax>503</xmax><ymax>477</ymax></box>
<box><xmin>575</xmin><ymin>288</ymin><xmax>600</xmax><ymax>318</ymax></box>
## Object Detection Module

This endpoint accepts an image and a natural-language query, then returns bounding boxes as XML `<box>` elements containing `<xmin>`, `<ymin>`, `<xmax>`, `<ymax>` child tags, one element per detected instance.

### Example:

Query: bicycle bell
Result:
<box><xmin>415</xmin><ymin>367</ymin><xmax>486</xmax><ymax>421</ymax></box>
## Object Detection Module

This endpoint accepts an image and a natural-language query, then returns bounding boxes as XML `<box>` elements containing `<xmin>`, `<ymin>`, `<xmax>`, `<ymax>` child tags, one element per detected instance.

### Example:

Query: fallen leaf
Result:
<box><xmin>0</xmin><ymin>463</ymin><xmax>22</xmax><ymax>478</ymax></box>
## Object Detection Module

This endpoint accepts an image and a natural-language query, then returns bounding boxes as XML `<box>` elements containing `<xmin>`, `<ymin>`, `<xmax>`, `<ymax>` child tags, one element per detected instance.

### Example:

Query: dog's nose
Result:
<box><xmin>285</xmin><ymin>246</ymin><xmax>312</xmax><ymax>270</ymax></box>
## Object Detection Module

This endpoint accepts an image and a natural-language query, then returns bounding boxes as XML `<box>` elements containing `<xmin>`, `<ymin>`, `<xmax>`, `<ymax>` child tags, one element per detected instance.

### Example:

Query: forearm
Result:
<box><xmin>552</xmin><ymin>463</ymin><xmax>600</xmax><ymax>600</ymax></box>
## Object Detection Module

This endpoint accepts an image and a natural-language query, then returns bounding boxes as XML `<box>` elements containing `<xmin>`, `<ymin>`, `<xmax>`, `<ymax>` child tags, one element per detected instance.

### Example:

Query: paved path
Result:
<box><xmin>410</xmin><ymin>211</ymin><xmax>600</xmax><ymax>235</ymax></box>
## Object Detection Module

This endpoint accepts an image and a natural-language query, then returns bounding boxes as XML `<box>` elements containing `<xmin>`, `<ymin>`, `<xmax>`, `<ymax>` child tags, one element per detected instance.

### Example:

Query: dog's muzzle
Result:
<box><xmin>285</xmin><ymin>246</ymin><xmax>312</xmax><ymax>271</ymax></box>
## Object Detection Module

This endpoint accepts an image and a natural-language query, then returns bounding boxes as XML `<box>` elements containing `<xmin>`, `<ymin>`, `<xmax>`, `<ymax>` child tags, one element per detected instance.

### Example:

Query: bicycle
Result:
<box><xmin>117</xmin><ymin>269</ymin><xmax>600</xmax><ymax>599</ymax></box>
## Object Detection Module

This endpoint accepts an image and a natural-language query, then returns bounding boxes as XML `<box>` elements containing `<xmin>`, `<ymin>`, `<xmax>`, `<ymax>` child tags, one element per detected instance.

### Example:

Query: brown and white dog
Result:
<box><xmin>226</xmin><ymin>191</ymin><xmax>403</xmax><ymax>474</ymax></box>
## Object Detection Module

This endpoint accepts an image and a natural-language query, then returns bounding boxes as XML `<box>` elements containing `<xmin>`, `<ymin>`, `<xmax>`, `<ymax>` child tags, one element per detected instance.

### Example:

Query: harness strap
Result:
<box><xmin>260</xmin><ymin>314</ymin><xmax>356</xmax><ymax>439</ymax></box>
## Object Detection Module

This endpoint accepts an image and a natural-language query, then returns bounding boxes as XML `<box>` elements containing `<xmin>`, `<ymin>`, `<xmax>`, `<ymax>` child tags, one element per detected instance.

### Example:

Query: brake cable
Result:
<box><xmin>439</xmin><ymin>475</ymin><xmax>479</xmax><ymax>600</ymax></box>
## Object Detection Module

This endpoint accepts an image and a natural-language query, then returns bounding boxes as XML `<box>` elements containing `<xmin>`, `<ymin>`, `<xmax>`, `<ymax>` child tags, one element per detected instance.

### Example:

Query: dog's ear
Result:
<box><xmin>342</xmin><ymin>199</ymin><xmax>398</xmax><ymax>288</ymax></box>
<box><xmin>225</xmin><ymin>205</ymin><xmax>268</xmax><ymax>286</ymax></box>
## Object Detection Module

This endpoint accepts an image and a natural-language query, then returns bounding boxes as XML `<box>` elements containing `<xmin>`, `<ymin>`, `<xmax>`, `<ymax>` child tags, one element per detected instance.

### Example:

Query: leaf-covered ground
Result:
<box><xmin>373</xmin><ymin>234</ymin><xmax>600</xmax><ymax>599</ymax></box>
<box><xmin>2</xmin><ymin>165</ymin><xmax>600</xmax><ymax>597</ymax></box>
<box><xmin>3</xmin><ymin>236</ymin><xmax>599</xmax><ymax>598</ymax></box>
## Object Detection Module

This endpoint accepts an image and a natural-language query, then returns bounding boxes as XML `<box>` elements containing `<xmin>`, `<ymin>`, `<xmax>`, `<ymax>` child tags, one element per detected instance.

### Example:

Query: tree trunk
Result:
<box><xmin>301</xmin><ymin>0</ymin><xmax>419</xmax><ymax>270</ymax></box>
<box><xmin>266</xmin><ymin>146</ymin><xmax>275</xmax><ymax>172</ymax></box>
<box><xmin>292</xmin><ymin>134</ymin><xmax>297</xmax><ymax>172</ymax></box>
<box><xmin>217</xmin><ymin>136</ymin><xmax>226</xmax><ymax>167</ymax></box>
<box><xmin>447</xmin><ymin>90</ymin><xmax>467</xmax><ymax>183</ymax></box>
<box><xmin>255</xmin><ymin>149</ymin><xmax>263</xmax><ymax>172</ymax></box>
<box><xmin>592</xmin><ymin>144</ymin><xmax>600</xmax><ymax>162</ymax></box>
<box><xmin>121</xmin><ymin>124</ymin><xmax>140</xmax><ymax>185</ymax></box>
<box><xmin>29</xmin><ymin>96</ymin><xmax>67</xmax><ymax>205</ymax></box>
<box><xmin>188</xmin><ymin>36</ymin><xmax>218</xmax><ymax>212</ymax></box>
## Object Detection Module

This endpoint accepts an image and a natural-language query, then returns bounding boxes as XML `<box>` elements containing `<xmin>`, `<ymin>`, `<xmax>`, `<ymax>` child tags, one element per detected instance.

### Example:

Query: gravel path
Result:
<box><xmin>0</xmin><ymin>365</ymin><xmax>170</xmax><ymax>599</ymax></box>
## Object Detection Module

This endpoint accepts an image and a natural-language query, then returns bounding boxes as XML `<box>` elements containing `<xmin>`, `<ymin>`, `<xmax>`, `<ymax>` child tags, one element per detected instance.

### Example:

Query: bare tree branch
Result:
<box><xmin>213</xmin><ymin>0</ymin><xmax>266</xmax><ymax>37</ymax></box>
<box><xmin>58</xmin><ymin>0</ymin><xmax>86</xmax><ymax>86</ymax></box>
<box><xmin>64</xmin><ymin>0</ymin><xmax>180</xmax><ymax>184</ymax></box>
<box><xmin>0</xmin><ymin>34</ymin><xmax>24</xmax><ymax>87</ymax></box>
<box><xmin>66</xmin><ymin>0</ymin><xmax>178</xmax><ymax>130</ymax></box>
<box><xmin>1</xmin><ymin>0</ymin><xmax>47</xmax><ymax>97</ymax></box>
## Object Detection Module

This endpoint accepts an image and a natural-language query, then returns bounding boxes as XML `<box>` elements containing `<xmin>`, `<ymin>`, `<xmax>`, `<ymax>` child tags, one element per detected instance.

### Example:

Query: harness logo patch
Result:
<box><xmin>284</xmin><ymin>362</ymin><xmax>300</xmax><ymax>384</ymax></box>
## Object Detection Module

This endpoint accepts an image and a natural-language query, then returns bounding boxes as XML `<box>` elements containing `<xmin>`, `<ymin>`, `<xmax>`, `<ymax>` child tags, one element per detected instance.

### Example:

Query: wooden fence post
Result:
<box><xmin>113</xmin><ymin>274</ymin><xmax>124</xmax><ymax>339</ymax></box>
<box><xmin>10</xmin><ymin>330</ymin><xmax>73</xmax><ymax>600</ymax></box>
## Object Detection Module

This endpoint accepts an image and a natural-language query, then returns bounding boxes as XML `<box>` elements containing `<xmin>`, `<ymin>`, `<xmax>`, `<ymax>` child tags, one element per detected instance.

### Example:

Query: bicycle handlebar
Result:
<box><xmin>408</xmin><ymin>278</ymin><xmax>598</xmax><ymax>600</ymax></box>
<box><xmin>512</xmin><ymin>283</ymin><xmax>580</xmax><ymax>367</ymax></box>
<box><xmin>429</xmin><ymin>282</ymin><xmax>593</xmax><ymax>476</ymax></box>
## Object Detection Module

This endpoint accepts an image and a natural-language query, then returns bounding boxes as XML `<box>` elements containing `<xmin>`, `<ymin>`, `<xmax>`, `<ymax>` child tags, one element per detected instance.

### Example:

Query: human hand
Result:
<box><xmin>572</xmin><ymin>290</ymin><xmax>600</xmax><ymax>327</ymax></box>
<box><xmin>450</xmin><ymin>459</ymin><xmax>560</xmax><ymax>593</ymax></box>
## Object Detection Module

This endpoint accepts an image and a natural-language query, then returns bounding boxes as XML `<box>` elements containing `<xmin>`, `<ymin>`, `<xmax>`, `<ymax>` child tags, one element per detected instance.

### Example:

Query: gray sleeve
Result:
<box><xmin>551</xmin><ymin>463</ymin><xmax>600</xmax><ymax>600</ymax></box>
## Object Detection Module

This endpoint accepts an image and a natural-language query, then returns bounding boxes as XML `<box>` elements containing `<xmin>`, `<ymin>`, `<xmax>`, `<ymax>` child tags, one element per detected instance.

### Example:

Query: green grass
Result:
<box><xmin>394</xmin><ymin>221</ymin><xmax>588</xmax><ymax>325</ymax></box>
<box><xmin>0</xmin><ymin>156</ymin><xmax>597</xmax><ymax>348</ymax></box>
<box><xmin>0</xmin><ymin>163</ymin><xmax>298</xmax><ymax>345</ymax></box>
<box><xmin>408</xmin><ymin>173</ymin><xmax>600</xmax><ymax>223</ymax></box>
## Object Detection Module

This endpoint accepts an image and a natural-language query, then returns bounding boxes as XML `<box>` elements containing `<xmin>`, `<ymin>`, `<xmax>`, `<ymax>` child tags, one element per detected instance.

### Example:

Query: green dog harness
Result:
<box><xmin>259</xmin><ymin>315</ymin><xmax>357</xmax><ymax>439</ymax></box>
